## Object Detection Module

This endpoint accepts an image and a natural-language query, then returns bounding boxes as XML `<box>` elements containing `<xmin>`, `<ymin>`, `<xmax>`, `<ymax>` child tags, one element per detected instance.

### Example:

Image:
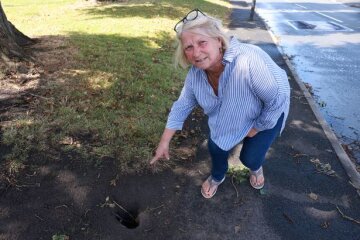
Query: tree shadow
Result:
<box><xmin>82</xmin><ymin>0</ymin><xmax>229</xmax><ymax>20</ymax></box>
<box><xmin>83</xmin><ymin>3</ymin><xmax>183</xmax><ymax>20</ymax></box>
<box><xmin>0</xmin><ymin>28</ymin><xmax>188</xmax><ymax>182</ymax></box>
<box><xmin>228</xmin><ymin>0</ymin><xmax>264</xmax><ymax>29</ymax></box>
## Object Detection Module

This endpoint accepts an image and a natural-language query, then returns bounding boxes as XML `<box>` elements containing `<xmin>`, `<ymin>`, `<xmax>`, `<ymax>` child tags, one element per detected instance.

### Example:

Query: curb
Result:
<box><xmin>263</xmin><ymin>17</ymin><xmax>360</xmax><ymax>190</ymax></box>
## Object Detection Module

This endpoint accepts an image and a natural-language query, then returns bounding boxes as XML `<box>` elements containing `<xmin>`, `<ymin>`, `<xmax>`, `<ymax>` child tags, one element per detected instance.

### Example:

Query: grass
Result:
<box><xmin>227</xmin><ymin>165</ymin><xmax>249</xmax><ymax>184</ymax></box>
<box><xmin>1</xmin><ymin>0</ymin><xmax>231</xmax><ymax>174</ymax></box>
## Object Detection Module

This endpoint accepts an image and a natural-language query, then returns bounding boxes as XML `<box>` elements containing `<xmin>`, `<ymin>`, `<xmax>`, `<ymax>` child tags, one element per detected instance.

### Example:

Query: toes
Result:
<box><xmin>250</xmin><ymin>175</ymin><xmax>264</xmax><ymax>187</ymax></box>
<box><xmin>250</xmin><ymin>175</ymin><xmax>256</xmax><ymax>186</ymax></box>
<box><xmin>202</xmin><ymin>181</ymin><xmax>210</xmax><ymax>191</ymax></box>
<box><xmin>202</xmin><ymin>181</ymin><xmax>211</xmax><ymax>196</ymax></box>
<box><xmin>201</xmin><ymin>181</ymin><xmax>216</xmax><ymax>197</ymax></box>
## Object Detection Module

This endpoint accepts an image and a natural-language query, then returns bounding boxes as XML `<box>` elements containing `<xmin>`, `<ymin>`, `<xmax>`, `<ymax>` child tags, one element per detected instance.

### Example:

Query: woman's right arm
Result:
<box><xmin>150</xmin><ymin>70</ymin><xmax>198</xmax><ymax>165</ymax></box>
<box><xmin>150</xmin><ymin>128</ymin><xmax>176</xmax><ymax>165</ymax></box>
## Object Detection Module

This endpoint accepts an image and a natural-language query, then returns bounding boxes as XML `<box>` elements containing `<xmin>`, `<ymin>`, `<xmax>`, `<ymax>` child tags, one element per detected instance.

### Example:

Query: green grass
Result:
<box><xmin>1</xmin><ymin>0</ymin><xmax>231</xmax><ymax>173</ymax></box>
<box><xmin>227</xmin><ymin>165</ymin><xmax>249</xmax><ymax>184</ymax></box>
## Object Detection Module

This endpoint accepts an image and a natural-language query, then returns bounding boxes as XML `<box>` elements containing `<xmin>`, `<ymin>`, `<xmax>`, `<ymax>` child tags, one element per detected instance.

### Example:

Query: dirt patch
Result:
<box><xmin>0</xmin><ymin>146</ymin><xmax>211</xmax><ymax>240</ymax></box>
<box><xmin>0</xmin><ymin>114</ymin><xmax>207</xmax><ymax>239</ymax></box>
<box><xmin>0</xmin><ymin>34</ymin><xmax>78</xmax><ymax>181</ymax></box>
<box><xmin>0</xmin><ymin>35</ymin><xmax>77</xmax><ymax>132</ymax></box>
<box><xmin>0</xmin><ymin>35</ymin><xmax>76</xmax><ymax>98</ymax></box>
<box><xmin>0</xmin><ymin>35</ymin><xmax>209</xmax><ymax>239</ymax></box>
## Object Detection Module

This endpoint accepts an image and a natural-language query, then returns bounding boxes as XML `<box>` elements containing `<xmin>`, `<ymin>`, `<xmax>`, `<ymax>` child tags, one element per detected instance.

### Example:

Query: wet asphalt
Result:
<box><xmin>255</xmin><ymin>0</ymin><xmax>360</xmax><ymax>163</ymax></box>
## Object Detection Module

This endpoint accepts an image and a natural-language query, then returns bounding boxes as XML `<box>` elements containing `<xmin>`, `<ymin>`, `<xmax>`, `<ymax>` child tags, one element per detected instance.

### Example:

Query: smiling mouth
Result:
<box><xmin>195</xmin><ymin>57</ymin><xmax>207</xmax><ymax>63</ymax></box>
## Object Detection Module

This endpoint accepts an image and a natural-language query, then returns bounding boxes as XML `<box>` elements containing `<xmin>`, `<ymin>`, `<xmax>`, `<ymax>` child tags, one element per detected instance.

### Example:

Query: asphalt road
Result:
<box><xmin>256</xmin><ymin>0</ymin><xmax>360</xmax><ymax>162</ymax></box>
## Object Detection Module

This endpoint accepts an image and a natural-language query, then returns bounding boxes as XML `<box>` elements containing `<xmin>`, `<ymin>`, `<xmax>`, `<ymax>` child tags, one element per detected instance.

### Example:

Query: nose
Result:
<box><xmin>193</xmin><ymin>46</ymin><xmax>201</xmax><ymax>57</ymax></box>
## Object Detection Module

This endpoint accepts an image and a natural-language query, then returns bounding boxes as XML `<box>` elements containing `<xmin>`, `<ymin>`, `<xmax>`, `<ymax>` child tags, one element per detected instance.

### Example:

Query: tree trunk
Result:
<box><xmin>249</xmin><ymin>0</ymin><xmax>257</xmax><ymax>21</ymax></box>
<box><xmin>0</xmin><ymin>1</ymin><xmax>34</xmax><ymax>61</ymax></box>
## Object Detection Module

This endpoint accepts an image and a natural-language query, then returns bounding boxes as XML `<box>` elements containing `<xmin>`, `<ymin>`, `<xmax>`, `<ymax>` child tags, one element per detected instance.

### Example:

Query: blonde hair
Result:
<box><xmin>174</xmin><ymin>13</ymin><xmax>230</xmax><ymax>69</ymax></box>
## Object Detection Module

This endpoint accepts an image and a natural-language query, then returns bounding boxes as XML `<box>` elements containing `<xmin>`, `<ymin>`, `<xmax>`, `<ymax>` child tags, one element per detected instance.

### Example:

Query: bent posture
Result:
<box><xmin>150</xmin><ymin>9</ymin><xmax>290</xmax><ymax>198</ymax></box>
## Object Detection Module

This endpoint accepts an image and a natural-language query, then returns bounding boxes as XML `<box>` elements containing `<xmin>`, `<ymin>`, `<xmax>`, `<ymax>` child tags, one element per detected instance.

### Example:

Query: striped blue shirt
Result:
<box><xmin>166</xmin><ymin>37</ymin><xmax>290</xmax><ymax>151</ymax></box>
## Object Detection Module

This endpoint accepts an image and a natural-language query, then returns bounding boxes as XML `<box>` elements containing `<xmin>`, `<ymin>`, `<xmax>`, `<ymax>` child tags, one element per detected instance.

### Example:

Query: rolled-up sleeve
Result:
<box><xmin>166</xmin><ymin>73</ymin><xmax>198</xmax><ymax>130</ymax></box>
<box><xmin>248</xmin><ymin>50</ymin><xmax>290</xmax><ymax>132</ymax></box>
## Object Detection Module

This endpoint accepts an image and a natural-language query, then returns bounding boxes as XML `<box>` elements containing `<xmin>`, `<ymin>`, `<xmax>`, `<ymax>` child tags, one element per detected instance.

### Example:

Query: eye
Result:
<box><xmin>184</xmin><ymin>45</ymin><xmax>193</xmax><ymax>51</ymax></box>
<box><xmin>199</xmin><ymin>41</ymin><xmax>207</xmax><ymax>46</ymax></box>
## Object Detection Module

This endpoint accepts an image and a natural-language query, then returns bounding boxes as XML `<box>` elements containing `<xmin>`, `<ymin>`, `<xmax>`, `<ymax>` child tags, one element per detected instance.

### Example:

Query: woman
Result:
<box><xmin>150</xmin><ymin>9</ymin><xmax>290</xmax><ymax>199</ymax></box>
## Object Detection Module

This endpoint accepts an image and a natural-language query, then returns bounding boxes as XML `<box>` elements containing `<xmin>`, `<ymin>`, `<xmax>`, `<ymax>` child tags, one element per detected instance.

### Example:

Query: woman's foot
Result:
<box><xmin>249</xmin><ymin>167</ymin><xmax>265</xmax><ymax>189</ymax></box>
<box><xmin>201</xmin><ymin>175</ymin><xmax>225</xmax><ymax>198</ymax></box>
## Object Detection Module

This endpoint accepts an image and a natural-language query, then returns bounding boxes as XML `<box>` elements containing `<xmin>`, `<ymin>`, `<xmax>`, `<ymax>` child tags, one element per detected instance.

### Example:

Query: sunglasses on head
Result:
<box><xmin>174</xmin><ymin>8</ymin><xmax>206</xmax><ymax>33</ymax></box>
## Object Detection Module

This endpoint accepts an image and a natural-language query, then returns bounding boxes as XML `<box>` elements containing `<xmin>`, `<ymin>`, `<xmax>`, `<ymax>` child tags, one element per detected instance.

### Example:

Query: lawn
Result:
<box><xmin>1</xmin><ymin>0</ymin><xmax>231</xmax><ymax>174</ymax></box>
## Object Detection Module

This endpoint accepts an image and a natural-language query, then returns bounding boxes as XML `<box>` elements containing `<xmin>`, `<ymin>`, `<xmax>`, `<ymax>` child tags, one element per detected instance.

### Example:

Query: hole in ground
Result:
<box><xmin>113</xmin><ymin>207</ymin><xmax>139</xmax><ymax>229</ymax></box>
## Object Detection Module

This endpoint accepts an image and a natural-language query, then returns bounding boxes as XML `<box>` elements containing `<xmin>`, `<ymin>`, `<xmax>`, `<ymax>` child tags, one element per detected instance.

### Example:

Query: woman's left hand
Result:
<box><xmin>247</xmin><ymin>128</ymin><xmax>258</xmax><ymax>138</ymax></box>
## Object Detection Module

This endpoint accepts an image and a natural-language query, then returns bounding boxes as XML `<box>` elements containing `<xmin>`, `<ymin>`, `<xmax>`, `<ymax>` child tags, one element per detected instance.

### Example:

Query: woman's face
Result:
<box><xmin>181</xmin><ymin>30</ymin><xmax>222</xmax><ymax>71</ymax></box>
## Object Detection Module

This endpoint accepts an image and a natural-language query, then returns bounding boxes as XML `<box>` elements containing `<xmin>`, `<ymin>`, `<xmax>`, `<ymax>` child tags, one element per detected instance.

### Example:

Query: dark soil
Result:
<box><xmin>0</xmin><ymin>109</ymin><xmax>207</xmax><ymax>240</ymax></box>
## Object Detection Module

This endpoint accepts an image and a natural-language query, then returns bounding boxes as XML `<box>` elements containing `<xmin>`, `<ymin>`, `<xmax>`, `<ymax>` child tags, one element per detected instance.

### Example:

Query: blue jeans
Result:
<box><xmin>208</xmin><ymin>113</ymin><xmax>284</xmax><ymax>182</ymax></box>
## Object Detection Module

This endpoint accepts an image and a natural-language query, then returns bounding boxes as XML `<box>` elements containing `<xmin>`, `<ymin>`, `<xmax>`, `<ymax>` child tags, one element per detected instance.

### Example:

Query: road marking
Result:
<box><xmin>328</xmin><ymin>21</ymin><xmax>353</xmax><ymax>31</ymax></box>
<box><xmin>286</xmin><ymin>20</ymin><xmax>353</xmax><ymax>31</ymax></box>
<box><xmin>295</xmin><ymin>4</ymin><xmax>307</xmax><ymax>9</ymax></box>
<box><xmin>287</xmin><ymin>21</ymin><xmax>299</xmax><ymax>30</ymax></box>
<box><xmin>315</xmin><ymin>11</ymin><xmax>343</xmax><ymax>23</ymax></box>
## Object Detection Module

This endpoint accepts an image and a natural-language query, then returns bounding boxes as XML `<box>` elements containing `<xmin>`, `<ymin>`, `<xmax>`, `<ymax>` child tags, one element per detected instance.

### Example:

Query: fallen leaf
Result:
<box><xmin>321</xmin><ymin>221</ymin><xmax>330</xmax><ymax>229</ymax></box>
<box><xmin>310</xmin><ymin>158</ymin><xmax>321</xmax><ymax>164</ymax></box>
<box><xmin>310</xmin><ymin>158</ymin><xmax>336</xmax><ymax>176</ymax></box>
<box><xmin>308</xmin><ymin>192</ymin><xmax>318</xmax><ymax>201</ymax></box>
<box><xmin>59</xmin><ymin>136</ymin><xmax>73</xmax><ymax>145</ymax></box>
<box><xmin>110</xmin><ymin>179</ymin><xmax>117</xmax><ymax>187</ymax></box>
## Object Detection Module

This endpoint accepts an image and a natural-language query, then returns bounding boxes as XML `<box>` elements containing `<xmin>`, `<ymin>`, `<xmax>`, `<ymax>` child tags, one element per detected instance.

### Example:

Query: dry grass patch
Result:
<box><xmin>0</xmin><ymin>0</ymin><xmax>231</xmax><ymax>178</ymax></box>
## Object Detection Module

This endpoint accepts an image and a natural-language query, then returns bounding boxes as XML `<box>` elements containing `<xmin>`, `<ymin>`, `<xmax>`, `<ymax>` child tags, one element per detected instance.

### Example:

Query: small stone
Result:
<box><xmin>308</xmin><ymin>192</ymin><xmax>318</xmax><ymax>201</ymax></box>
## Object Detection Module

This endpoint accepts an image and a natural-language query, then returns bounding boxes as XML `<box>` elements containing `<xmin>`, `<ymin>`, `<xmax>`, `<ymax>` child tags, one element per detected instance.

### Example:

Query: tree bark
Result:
<box><xmin>0</xmin><ymin>1</ymin><xmax>34</xmax><ymax>61</ymax></box>
<box><xmin>249</xmin><ymin>0</ymin><xmax>257</xmax><ymax>21</ymax></box>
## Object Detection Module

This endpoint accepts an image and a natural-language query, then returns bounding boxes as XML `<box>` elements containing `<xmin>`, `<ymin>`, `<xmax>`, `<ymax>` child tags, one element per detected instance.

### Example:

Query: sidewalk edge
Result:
<box><xmin>262</xmin><ymin>19</ymin><xmax>360</xmax><ymax>189</ymax></box>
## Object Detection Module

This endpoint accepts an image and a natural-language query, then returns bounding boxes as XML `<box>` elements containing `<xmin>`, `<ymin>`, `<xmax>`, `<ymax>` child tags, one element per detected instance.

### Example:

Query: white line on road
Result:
<box><xmin>295</xmin><ymin>4</ymin><xmax>307</xmax><ymax>9</ymax></box>
<box><xmin>315</xmin><ymin>11</ymin><xmax>343</xmax><ymax>23</ymax></box>
<box><xmin>286</xmin><ymin>21</ymin><xmax>299</xmax><ymax>30</ymax></box>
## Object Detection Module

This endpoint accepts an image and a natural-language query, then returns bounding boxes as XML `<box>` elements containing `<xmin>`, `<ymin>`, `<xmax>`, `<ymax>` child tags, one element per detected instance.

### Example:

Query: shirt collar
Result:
<box><xmin>222</xmin><ymin>36</ymin><xmax>241</xmax><ymax>64</ymax></box>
